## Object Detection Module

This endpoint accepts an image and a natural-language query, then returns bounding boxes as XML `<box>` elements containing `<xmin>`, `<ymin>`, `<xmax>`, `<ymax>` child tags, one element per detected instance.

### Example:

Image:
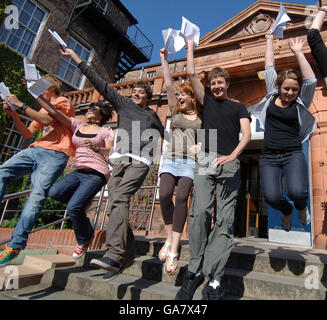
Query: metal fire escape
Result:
<box><xmin>67</xmin><ymin>0</ymin><xmax>153</xmax><ymax>80</ymax></box>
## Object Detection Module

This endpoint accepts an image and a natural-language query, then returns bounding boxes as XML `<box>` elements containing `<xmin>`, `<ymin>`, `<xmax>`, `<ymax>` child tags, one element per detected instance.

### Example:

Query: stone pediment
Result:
<box><xmin>199</xmin><ymin>0</ymin><xmax>313</xmax><ymax>47</ymax></box>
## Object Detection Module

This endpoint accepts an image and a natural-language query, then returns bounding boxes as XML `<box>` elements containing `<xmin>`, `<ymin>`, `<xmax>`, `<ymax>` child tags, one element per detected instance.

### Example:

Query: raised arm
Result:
<box><xmin>186</xmin><ymin>38</ymin><xmax>205</xmax><ymax>105</ymax></box>
<box><xmin>59</xmin><ymin>49</ymin><xmax>128</xmax><ymax>111</ymax></box>
<box><xmin>311</xmin><ymin>6</ymin><xmax>327</xmax><ymax>31</ymax></box>
<box><xmin>36</xmin><ymin>96</ymin><xmax>71</xmax><ymax>128</ymax></box>
<box><xmin>265</xmin><ymin>32</ymin><xmax>275</xmax><ymax>67</ymax></box>
<box><xmin>6</xmin><ymin>94</ymin><xmax>54</xmax><ymax>126</ymax></box>
<box><xmin>160</xmin><ymin>48</ymin><xmax>178</xmax><ymax>110</ymax></box>
<box><xmin>289</xmin><ymin>37</ymin><xmax>315</xmax><ymax>80</ymax></box>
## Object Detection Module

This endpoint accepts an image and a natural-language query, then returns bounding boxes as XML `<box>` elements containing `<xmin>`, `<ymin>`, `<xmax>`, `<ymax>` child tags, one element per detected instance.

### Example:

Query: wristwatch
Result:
<box><xmin>20</xmin><ymin>103</ymin><xmax>28</xmax><ymax>111</ymax></box>
<box><xmin>320</xmin><ymin>7</ymin><xmax>327</xmax><ymax>13</ymax></box>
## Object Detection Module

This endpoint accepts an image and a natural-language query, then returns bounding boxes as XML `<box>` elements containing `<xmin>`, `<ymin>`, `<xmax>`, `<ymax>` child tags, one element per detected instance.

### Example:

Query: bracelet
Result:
<box><xmin>320</xmin><ymin>7</ymin><xmax>327</xmax><ymax>13</ymax></box>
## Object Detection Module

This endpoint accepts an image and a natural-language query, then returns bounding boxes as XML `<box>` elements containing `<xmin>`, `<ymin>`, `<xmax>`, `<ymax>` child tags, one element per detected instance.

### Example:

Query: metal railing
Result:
<box><xmin>0</xmin><ymin>181</ymin><xmax>159</xmax><ymax>246</ymax></box>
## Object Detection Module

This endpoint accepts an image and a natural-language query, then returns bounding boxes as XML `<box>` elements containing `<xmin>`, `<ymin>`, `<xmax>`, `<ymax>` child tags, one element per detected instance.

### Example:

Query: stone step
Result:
<box><xmin>0</xmin><ymin>254</ymin><xmax>76</xmax><ymax>291</ymax></box>
<box><xmin>11</xmin><ymin>260</ymin><xmax>325</xmax><ymax>300</ymax></box>
<box><xmin>222</xmin><ymin>267</ymin><xmax>327</xmax><ymax>300</ymax></box>
<box><xmin>0</xmin><ymin>249</ymin><xmax>58</xmax><ymax>265</ymax></box>
<box><xmin>37</xmin><ymin>266</ymin><xmax>249</xmax><ymax>300</ymax></box>
<box><xmin>81</xmin><ymin>254</ymin><xmax>327</xmax><ymax>300</ymax></box>
<box><xmin>133</xmin><ymin>237</ymin><xmax>327</xmax><ymax>280</ymax></box>
<box><xmin>2</xmin><ymin>283</ymin><xmax>96</xmax><ymax>300</ymax></box>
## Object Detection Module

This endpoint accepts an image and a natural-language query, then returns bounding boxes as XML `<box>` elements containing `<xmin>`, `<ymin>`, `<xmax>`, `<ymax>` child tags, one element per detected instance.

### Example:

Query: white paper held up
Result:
<box><xmin>23</xmin><ymin>57</ymin><xmax>40</xmax><ymax>89</ymax></box>
<box><xmin>48</xmin><ymin>29</ymin><xmax>67</xmax><ymax>50</ymax></box>
<box><xmin>179</xmin><ymin>16</ymin><xmax>200</xmax><ymax>46</ymax></box>
<box><xmin>0</xmin><ymin>82</ymin><xmax>16</xmax><ymax>110</ymax></box>
<box><xmin>270</xmin><ymin>4</ymin><xmax>291</xmax><ymax>38</ymax></box>
<box><xmin>27</xmin><ymin>79</ymin><xmax>52</xmax><ymax>99</ymax></box>
<box><xmin>162</xmin><ymin>28</ymin><xmax>185</xmax><ymax>54</ymax></box>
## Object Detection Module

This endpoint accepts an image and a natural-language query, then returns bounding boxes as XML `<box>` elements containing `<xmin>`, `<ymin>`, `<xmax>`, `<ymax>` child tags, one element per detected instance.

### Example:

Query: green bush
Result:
<box><xmin>0</xmin><ymin>39</ymin><xmax>71</xmax><ymax>230</ymax></box>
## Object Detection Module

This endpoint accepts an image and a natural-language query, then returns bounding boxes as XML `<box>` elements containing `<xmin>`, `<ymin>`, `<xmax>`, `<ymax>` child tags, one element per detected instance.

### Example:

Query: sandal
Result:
<box><xmin>299</xmin><ymin>208</ymin><xmax>311</xmax><ymax>226</ymax></box>
<box><xmin>159</xmin><ymin>241</ymin><xmax>171</xmax><ymax>262</ymax></box>
<box><xmin>281</xmin><ymin>214</ymin><xmax>292</xmax><ymax>232</ymax></box>
<box><xmin>165</xmin><ymin>252</ymin><xmax>179</xmax><ymax>275</ymax></box>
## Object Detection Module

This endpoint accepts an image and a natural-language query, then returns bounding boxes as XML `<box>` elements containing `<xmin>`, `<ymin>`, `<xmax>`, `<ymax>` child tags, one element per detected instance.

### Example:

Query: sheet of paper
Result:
<box><xmin>27</xmin><ymin>79</ymin><xmax>52</xmax><ymax>99</ymax></box>
<box><xmin>162</xmin><ymin>28</ymin><xmax>185</xmax><ymax>54</ymax></box>
<box><xmin>23</xmin><ymin>57</ymin><xmax>40</xmax><ymax>89</ymax></box>
<box><xmin>0</xmin><ymin>82</ymin><xmax>16</xmax><ymax>110</ymax></box>
<box><xmin>179</xmin><ymin>16</ymin><xmax>200</xmax><ymax>46</ymax></box>
<box><xmin>48</xmin><ymin>29</ymin><xmax>67</xmax><ymax>49</ymax></box>
<box><xmin>270</xmin><ymin>4</ymin><xmax>291</xmax><ymax>38</ymax></box>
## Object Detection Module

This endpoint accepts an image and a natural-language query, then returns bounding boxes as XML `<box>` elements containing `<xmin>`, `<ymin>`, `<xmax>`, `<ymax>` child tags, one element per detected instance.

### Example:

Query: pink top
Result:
<box><xmin>70</xmin><ymin>118</ymin><xmax>114</xmax><ymax>181</ymax></box>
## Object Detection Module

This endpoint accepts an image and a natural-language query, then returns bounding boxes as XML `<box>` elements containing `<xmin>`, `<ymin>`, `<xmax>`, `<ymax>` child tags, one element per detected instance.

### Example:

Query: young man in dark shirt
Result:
<box><xmin>175</xmin><ymin>38</ymin><xmax>251</xmax><ymax>300</ymax></box>
<box><xmin>59</xmin><ymin>49</ymin><xmax>165</xmax><ymax>277</ymax></box>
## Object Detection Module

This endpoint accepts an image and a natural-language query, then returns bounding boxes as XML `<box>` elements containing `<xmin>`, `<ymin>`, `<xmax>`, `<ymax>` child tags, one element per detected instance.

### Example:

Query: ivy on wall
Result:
<box><xmin>0</xmin><ymin>6</ymin><xmax>68</xmax><ymax>229</ymax></box>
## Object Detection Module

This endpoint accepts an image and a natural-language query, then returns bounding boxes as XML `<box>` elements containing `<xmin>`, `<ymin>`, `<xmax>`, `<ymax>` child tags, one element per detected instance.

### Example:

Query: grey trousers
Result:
<box><xmin>104</xmin><ymin>157</ymin><xmax>149</xmax><ymax>267</ymax></box>
<box><xmin>188</xmin><ymin>152</ymin><xmax>240</xmax><ymax>282</ymax></box>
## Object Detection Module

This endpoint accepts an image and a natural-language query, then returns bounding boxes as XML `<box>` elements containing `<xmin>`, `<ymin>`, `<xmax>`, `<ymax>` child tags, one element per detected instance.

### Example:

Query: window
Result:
<box><xmin>146</xmin><ymin>71</ymin><xmax>156</xmax><ymax>78</ymax></box>
<box><xmin>93</xmin><ymin>0</ymin><xmax>108</xmax><ymax>14</ymax></box>
<box><xmin>0</xmin><ymin>0</ymin><xmax>48</xmax><ymax>57</ymax></box>
<box><xmin>56</xmin><ymin>36</ymin><xmax>93</xmax><ymax>89</ymax></box>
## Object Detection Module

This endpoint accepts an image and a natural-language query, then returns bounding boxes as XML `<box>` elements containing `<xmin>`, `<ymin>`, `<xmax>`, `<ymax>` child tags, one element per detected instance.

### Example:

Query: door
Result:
<box><xmin>268</xmin><ymin>141</ymin><xmax>312</xmax><ymax>247</ymax></box>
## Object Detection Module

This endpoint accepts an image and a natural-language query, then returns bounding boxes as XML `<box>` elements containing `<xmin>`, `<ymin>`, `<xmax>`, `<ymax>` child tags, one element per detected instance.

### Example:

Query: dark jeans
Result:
<box><xmin>259</xmin><ymin>151</ymin><xmax>308</xmax><ymax>216</ymax></box>
<box><xmin>308</xmin><ymin>29</ymin><xmax>327</xmax><ymax>79</ymax></box>
<box><xmin>48</xmin><ymin>170</ymin><xmax>106</xmax><ymax>244</ymax></box>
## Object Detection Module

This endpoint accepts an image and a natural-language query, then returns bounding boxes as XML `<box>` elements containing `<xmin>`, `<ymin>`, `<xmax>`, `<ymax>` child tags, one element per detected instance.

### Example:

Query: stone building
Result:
<box><xmin>0</xmin><ymin>0</ymin><xmax>153</xmax><ymax>90</ymax></box>
<box><xmin>2</xmin><ymin>0</ymin><xmax>327</xmax><ymax>252</ymax></box>
<box><xmin>64</xmin><ymin>0</ymin><xmax>327</xmax><ymax>250</ymax></box>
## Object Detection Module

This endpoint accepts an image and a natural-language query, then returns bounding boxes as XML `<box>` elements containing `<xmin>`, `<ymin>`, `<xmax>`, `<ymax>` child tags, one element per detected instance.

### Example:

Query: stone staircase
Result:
<box><xmin>2</xmin><ymin>236</ymin><xmax>327</xmax><ymax>300</ymax></box>
<box><xmin>0</xmin><ymin>249</ymin><xmax>76</xmax><ymax>291</ymax></box>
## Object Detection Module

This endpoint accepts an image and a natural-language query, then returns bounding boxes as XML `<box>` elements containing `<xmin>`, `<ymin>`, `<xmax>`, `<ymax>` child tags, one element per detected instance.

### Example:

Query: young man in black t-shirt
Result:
<box><xmin>175</xmin><ymin>38</ymin><xmax>251</xmax><ymax>300</ymax></box>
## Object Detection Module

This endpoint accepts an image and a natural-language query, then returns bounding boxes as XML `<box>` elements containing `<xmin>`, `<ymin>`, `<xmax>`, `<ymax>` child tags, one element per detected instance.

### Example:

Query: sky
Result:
<box><xmin>120</xmin><ymin>0</ymin><xmax>316</xmax><ymax>66</ymax></box>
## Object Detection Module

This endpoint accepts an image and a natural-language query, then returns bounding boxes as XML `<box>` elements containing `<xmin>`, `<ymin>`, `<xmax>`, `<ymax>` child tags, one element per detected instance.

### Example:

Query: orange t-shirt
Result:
<box><xmin>29</xmin><ymin>96</ymin><xmax>76</xmax><ymax>157</ymax></box>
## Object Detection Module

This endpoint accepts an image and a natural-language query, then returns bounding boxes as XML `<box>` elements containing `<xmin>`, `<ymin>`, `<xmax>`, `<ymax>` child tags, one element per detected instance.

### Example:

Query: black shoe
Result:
<box><xmin>90</xmin><ymin>257</ymin><xmax>121</xmax><ymax>272</ymax></box>
<box><xmin>175</xmin><ymin>271</ymin><xmax>204</xmax><ymax>300</ymax></box>
<box><xmin>201</xmin><ymin>282</ymin><xmax>225</xmax><ymax>300</ymax></box>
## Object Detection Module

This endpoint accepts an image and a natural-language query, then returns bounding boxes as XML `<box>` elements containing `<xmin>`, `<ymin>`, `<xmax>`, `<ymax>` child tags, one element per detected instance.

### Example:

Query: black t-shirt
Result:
<box><xmin>263</xmin><ymin>96</ymin><xmax>301</xmax><ymax>153</ymax></box>
<box><xmin>201</xmin><ymin>94</ymin><xmax>251</xmax><ymax>155</ymax></box>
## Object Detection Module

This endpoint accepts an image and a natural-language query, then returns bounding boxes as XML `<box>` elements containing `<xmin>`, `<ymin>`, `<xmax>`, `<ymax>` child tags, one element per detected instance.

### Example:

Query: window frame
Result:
<box><xmin>55</xmin><ymin>35</ymin><xmax>94</xmax><ymax>90</ymax></box>
<box><xmin>0</xmin><ymin>0</ymin><xmax>48</xmax><ymax>59</ymax></box>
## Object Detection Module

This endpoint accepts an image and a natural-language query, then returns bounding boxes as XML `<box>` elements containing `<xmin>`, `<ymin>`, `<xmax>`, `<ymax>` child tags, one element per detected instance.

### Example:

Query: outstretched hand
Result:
<box><xmin>59</xmin><ymin>48</ymin><xmax>81</xmax><ymax>64</ymax></box>
<box><xmin>289</xmin><ymin>37</ymin><xmax>305</xmax><ymax>55</ymax></box>
<box><xmin>265</xmin><ymin>31</ymin><xmax>273</xmax><ymax>41</ymax></box>
<box><xmin>160</xmin><ymin>48</ymin><xmax>168</xmax><ymax>61</ymax></box>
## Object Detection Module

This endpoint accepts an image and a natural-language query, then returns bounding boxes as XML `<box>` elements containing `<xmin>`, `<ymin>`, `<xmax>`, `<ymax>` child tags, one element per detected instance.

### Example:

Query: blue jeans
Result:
<box><xmin>48</xmin><ymin>170</ymin><xmax>106</xmax><ymax>245</ymax></box>
<box><xmin>0</xmin><ymin>147</ymin><xmax>68</xmax><ymax>250</ymax></box>
<box><xmin>259</xmin><ymin>151</ymin><xmax>308</xmax><ymax>216</ymax></box>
